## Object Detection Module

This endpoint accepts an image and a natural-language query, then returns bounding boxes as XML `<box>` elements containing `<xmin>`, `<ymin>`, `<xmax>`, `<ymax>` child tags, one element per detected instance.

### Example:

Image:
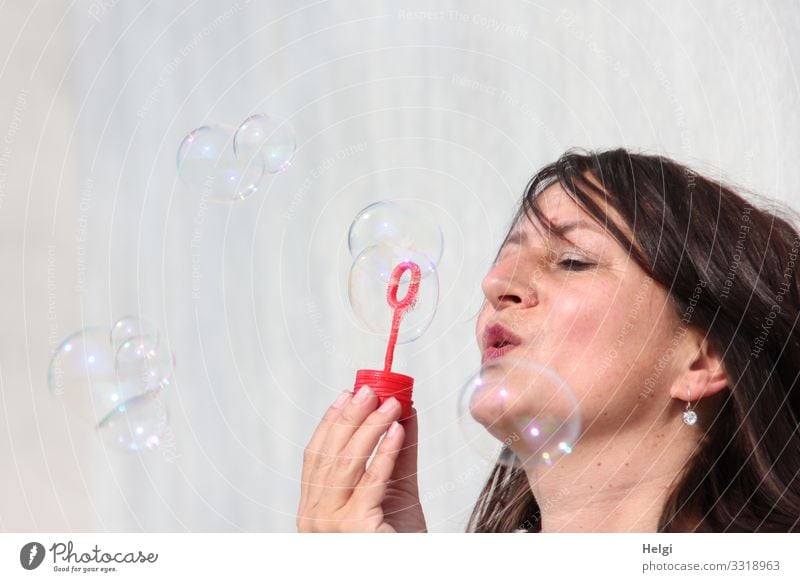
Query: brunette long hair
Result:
<box><xmin>467</xmin><ymin>148</ymin><xmax>800</xmax><ymax>532</ymax></box>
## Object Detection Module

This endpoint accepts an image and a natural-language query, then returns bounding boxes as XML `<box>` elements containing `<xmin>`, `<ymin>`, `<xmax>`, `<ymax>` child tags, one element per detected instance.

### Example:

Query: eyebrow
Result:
<box><xmin>504</xmin><ymin>220</ymin><xmax>605</xmax><ymax>246</ymax></box>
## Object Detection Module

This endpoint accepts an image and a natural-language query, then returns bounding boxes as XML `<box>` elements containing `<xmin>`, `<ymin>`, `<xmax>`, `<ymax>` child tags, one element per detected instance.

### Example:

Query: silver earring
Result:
<box><xmin>683</xmin><ymin>387</ymin><xmax>698</xmax><ymax>426</ymax></box>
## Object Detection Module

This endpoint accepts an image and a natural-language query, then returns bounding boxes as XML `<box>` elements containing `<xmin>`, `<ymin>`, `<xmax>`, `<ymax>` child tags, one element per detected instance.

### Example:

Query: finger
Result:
<box><xmin>316</xmin><ymin>385</ymin><xmax>379</xmax><ymax>465</ymax></box>
<box><xmin>308</xmin><ymin>387</ymin><xmax>381</xmax><ymax>510</ymax></box>
<box><xmin>390</xmin><ymin>407</ymin><xmax>420</xmax><ymax>488</ymax></box>
<box><xmin>300</xmin><ymin>390</ymin><xmax>352</xmax><ymax>505</ymax></box>
<box><xmin>327</xmin><ymin>397</ymin><xmax>402</xmax><ymax>491</ymax></box>
<box><xmin>351</xmin><ymin>421</ymin><xmax>405</xmax><ymax>510</ymax></box>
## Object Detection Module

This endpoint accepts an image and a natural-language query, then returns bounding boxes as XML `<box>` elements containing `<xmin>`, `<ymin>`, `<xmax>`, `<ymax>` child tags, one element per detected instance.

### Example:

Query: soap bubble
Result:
<box><xmin>457</xmin><ymin>358</ymin><xmax>581</xmax><ymax>471</ymax></box>
<box><xmin>233</xmin><ymin>113</ymin><xmax>296</xmax><ymax>174</ymax></box>
<box><xmin>48</xmin><ymin>328</ymin><xmax>137</xmax><ymax>424</ymax></box>
<box><xmin>176</xmin><ymin>124</ymin><xmax>264</xmax><ymax>203</ymax></box>
<box><xmin>349</xmin><ymin>200</ymin><xmax>444</xmax><ymax>265</ymax></box>
<box><xmin>115</xmin><ymin>338</ymin><xmax>174</xmax><ymax>392</ymax></box>
<box><xmin>96</xmin><ymin>391</ymin><xmax>169</xmax><ymax>452</ymax></box>
<box><xmin>110</xmin><ymin>315</ymin><xmax>160</xmax><ymax>352</ymax></box>
<box><xmin>348</xmin><ymin>245</ymin><xmax>438</xmax><ymax>343</ymax></box>
<box><xmin>48</xmin><ymin>325</ymin><xmax>176</xmax><ymax>453</ymax></box>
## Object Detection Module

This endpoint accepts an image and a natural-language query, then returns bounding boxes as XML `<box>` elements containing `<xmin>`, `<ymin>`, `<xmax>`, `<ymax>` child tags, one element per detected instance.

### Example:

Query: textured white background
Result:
<box><xmin>1</xmin><ymin>0</ymin><xmax>798</xmax><ymax>532</ymax></box>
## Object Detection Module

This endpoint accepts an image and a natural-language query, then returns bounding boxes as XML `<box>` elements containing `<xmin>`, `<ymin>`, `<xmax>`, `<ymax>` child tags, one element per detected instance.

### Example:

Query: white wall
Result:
<box><xmin>1</xmin><ymin>0</ymin><xmax>798</xmax><ymax>532</ymax></box>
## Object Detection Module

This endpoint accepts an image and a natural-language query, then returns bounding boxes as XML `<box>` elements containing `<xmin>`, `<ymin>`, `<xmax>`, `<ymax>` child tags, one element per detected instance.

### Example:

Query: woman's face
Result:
<box><xmin>475</xmin><ymin>182</ymin><xmax>687</xmax><ymax>439</ymax></box>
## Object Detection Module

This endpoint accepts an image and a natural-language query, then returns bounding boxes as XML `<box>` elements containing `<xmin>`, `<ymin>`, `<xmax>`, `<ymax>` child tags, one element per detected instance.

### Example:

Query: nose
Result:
<box><xmin>481</xmin><ymin>258</ymin><xmax>538</xmax><ymax>310</ymax></box>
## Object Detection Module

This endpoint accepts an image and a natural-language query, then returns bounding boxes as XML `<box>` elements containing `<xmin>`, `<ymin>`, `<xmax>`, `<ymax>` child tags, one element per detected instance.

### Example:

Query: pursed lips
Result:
<box><xmin>481</xmin><ymin>322</ymin><xmax>523</xmax><ymax>363</ymax></box>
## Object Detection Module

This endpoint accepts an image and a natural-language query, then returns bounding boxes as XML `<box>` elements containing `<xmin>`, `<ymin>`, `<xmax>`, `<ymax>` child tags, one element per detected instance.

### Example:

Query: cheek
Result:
<box><xmin>541</xmin><ymin>283</ymin><xmax>637</xmax><ymax>394</ymax></box>
<box><xmin>549</xmin><ymin>287</ymin><xmax>614</xmax><ymax>346</ymax></box>
<box><xmin>560</xmin><ymin>282</ymin><xmax>675</xmax><ymax>412</ymax></box>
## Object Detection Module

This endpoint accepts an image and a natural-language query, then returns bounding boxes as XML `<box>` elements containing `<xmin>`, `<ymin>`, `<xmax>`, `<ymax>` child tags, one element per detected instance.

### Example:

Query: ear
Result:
<box><xmin>669</xmin><ymin>336</ymin><xmax>729</xmax><ymax>403</ymax></box>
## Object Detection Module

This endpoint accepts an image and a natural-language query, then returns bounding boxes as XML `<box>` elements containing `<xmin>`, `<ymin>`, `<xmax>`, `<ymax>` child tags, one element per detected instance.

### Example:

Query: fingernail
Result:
<box><xmin>353</xmin><ymin>386</ymin><xmax>373</xmax><ymax>404</ymax></box>
<box><xmin>332</xmin><ymin>390</ymin><xmax>350</xmax><ymax>409</ymax></box>
<box><xmin>378</xmin><ymin>397</ymin><xmax>398</xmax><ymax>414</ymax></box>
<box><xmin>387</xmin><ymin>421</ymin><xmax>401</xmax><ymax>438</ymax></box>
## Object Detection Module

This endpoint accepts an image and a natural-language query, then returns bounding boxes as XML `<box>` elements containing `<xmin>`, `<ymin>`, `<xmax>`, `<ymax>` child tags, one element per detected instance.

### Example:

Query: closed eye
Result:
<box><xmin>559</xmin><ymin>259</ymin><xmax>594</xmax><ymax>271</ymax></box>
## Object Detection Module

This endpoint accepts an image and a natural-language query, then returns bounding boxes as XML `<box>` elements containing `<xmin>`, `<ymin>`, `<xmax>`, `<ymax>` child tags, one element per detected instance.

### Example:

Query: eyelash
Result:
<box><xmin>558</xmin><ymin>258</ymin><xmax>594</xmax><ymax>271</ymax></box>
<box><xmin>494</xmin><ymin>249</ymin><xmax>596</xmax><ymax>271</ymax></box>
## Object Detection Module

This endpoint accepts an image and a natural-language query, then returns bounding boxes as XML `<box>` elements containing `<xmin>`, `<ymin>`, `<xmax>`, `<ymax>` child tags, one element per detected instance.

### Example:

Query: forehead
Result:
<box><xmin>536</xmin><ymin>183</ymin><xmax>586</xmax><ymax>218</ymax></box>
<box><xmin>514</xmin><ymin>183</ymin><xmax>620</xmax><ymax>239</ymax></box>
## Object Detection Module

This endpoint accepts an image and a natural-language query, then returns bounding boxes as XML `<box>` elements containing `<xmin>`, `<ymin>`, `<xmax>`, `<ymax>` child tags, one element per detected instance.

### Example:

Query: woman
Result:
<box><xmin>297</xmin><ymin>148</ymin><xmax>800</xmax><ymax>532</ymax></box>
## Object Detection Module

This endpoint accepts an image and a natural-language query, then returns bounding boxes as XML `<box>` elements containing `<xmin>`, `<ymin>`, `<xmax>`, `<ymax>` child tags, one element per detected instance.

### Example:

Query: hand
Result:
<box><xmin>297</xmin><ymin>386</ymin><xmax>427</xmax><ymax>532</ymax></box>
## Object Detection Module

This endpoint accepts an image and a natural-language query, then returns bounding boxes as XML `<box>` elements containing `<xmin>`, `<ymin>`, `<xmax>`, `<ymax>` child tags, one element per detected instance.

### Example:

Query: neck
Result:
<box><xmin>523</xmin><ymin>416</ymin><xmax>700</xmax><ymax>532</ymax></box>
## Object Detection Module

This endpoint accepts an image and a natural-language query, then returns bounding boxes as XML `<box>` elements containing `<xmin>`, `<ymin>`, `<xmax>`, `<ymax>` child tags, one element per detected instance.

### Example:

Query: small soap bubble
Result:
<box><xmin>110</xmin><ymin>315</ymin><xmax>160</xmax><ymax>352</ymax></box>
<box><xmin>348</xmin><ymin>245</ymin><xmax>438</xmax><ymax>343</ymax></box>
<box><xmin>176</xmin><ymin>124</ymin><xmax>264</xmax><ymax>203</ymax></box>
<box><xmin>96</xmin><ymin>391</ymin><xmax>169</xmax><ymax>453</ymax></box>
<box><xmin>348</xmin><ymin>200</ymin><xmax>444</xmax><ymax>265</ymax></box>
<box><xmin>233</xmin><ymin>113</ymin><xmax>296</xmax><ymax>175</ymax></box>
<box><xmin>115</xmin><ymin>338</ymin><xmax>174</xmax><ymax>392</ymax></box>
<box><xmin>457</xmin><ymin>358</ymin><xmax>581</xmax><ymax>471</ymax></box>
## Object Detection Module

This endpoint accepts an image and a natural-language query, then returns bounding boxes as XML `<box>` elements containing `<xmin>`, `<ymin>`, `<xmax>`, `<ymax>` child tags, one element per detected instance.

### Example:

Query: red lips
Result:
<box><xmin>481</xmin><ymin>323</ymin><xmax>522</xmax><ymax>363</ymax></box>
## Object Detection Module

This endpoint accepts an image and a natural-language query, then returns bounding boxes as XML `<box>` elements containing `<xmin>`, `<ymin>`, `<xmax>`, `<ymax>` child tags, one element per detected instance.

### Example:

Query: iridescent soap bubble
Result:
<box><xmin>176</xmin><ymin>124</ymin><xmax>264</xmax><ymax>203</ymax></box>
<box><xmin>233</xmin><ymin>113</ymin><xmax>296</xmax><ymax>175</ymax></box>
<box><xmin>110</xmin><ymin>315</ymin><xmax>160</xmax><ymax>352</ymax></box>
<box><xmin>48</xmin><ymin>324</ymin><xmax>176</xmax><ymax>453</ymax></box>
<box><xmin>348</xmin><ymin>200</ymin><xmax>444</xmax><ymax>265</ymax></box>
<box><xmin>48</xmin><ymin>328</ymin><xmax>139</xmax><ymax>424</ymax></box>
<box><xmin>348</xmin><ymin>245</ymin><xmax>438</xmax><ymax>343</ymax></box>
<box><xmin>115</xmin><ymin>337</ymin><xmax>174</xmax><ymax>392</ymax></box>
<box><xmin>457</xmin><ymin>358</ymin><xmax>581</xmax><ymax>471</ymax></box>
<box><xmin>96</xmin><ymin>391</ymin><xmax>169</xmax><ymax>452</ymax></box>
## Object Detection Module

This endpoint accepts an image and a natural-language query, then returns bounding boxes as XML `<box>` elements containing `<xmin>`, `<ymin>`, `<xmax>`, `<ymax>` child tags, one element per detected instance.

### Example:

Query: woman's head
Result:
<box><xmin>469</xmin><ymin>148</ymin><xmax>800</xmax><ymax>532</ymax></box>
<box><xmin>475</xmin><ymin>171</ymin><xmax>727</xmax><ymax>446</ymax></box>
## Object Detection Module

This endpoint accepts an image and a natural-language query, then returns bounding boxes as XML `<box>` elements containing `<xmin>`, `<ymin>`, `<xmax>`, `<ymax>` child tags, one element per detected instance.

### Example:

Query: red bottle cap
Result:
<box><xmin>353</xmin><ymin>369</ymin><xmax>414</xmax><ymax>420</ymax></box>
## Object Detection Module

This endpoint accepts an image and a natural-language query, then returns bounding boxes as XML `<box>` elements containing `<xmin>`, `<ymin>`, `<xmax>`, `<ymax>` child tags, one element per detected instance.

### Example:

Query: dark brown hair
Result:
<box><xmin>468</xmin><ymin>148</ymin><xmax>800</xmax><ymax>532</ymax></box>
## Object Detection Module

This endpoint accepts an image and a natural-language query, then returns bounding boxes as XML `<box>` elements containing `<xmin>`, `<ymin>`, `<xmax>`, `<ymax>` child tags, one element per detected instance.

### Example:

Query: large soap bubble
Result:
<box><xmin>348</xmin><ymin>245</ymin><xmax>439</xmax><ymax>344</ymax></box>
<box><xmin>48</xmin><ymin>318</ymin><xmax>175</xmax><ymax>453</ymax></box>
<box><xmin>348</xmin><ymin>200</ymin><xmax>444</xmax><ymax>265</ymax></box>
<box><xmin>457</xmin><ymin>357</ymin><xmax>581</xmax><ymax>471</ymax></box>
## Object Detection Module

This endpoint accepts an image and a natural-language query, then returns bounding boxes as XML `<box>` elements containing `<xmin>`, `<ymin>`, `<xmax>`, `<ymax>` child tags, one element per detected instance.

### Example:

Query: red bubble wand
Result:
<box><xmin>352</xmin><ymin>261</ymin><xmax>421</xmax><ymax>420</ymax></box>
